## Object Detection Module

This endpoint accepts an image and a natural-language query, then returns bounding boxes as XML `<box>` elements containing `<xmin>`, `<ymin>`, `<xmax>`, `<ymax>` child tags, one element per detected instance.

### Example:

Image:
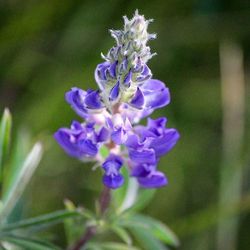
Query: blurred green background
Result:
<box><xmin>0</xmin><ymin>0</ymin><xmax>249</xmax><ymax>249</ymax></box>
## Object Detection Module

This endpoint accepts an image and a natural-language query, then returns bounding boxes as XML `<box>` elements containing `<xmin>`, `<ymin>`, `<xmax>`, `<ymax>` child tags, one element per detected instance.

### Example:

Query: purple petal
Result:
<box><xmin>145</xmin><ymin>117</ymin><xmax>167</xmax><ymax>137</ymax></box>
<box><xmin>134</xmin><ymin>125</ymin><xmax>157</xmax><ymax>141</ymax></box>
<box><xmin>95</xmin><ymin>62</ymin><xmax>110</xmax><ymax>90</ymax></box>
<box><xmin>147</xmin><ymin>117</ymin><xmax>167</xmax><ymax>130</ymax></box>
<box><xmin>129</xmin><ymin>149</ymin><xmax>156</xmax><ymax>164</ymax></box>
<box><xmin>141</xmin><ymin>79</ymin><xmax>170</xmax><ymax>109</ymax></box>
<box><xmin>95</xmin><ymin>62</ymin><xmax>110</xmax><ymax>81</ymax></box>
<box><xmin>105</xmin><ymin>117</ymin><xmax>114</xmax><ymax>129</ymax></box>
<box><xmin>54</xmin><ymin>130</ymin><xmax>97</xmax><ymax>158</ymax></box>
<box><xmin>85</xmin><ymin>122</ymin><xmax>95</xmax><ymax>132</ymax></box>
<box><xmin>111</xmin><ymin>127</ymin><xmax>127</xmax><ymax>145</ymax></box>
<box><xmin>131</xmin><ymin>164</ymin><xmax>149</xmax><ymax>177</ymax></box>
<box><xmin>96</xmin><ymin>127</ymin><xmax>109</xmax><ymax>142</ymax></box>
<box><xmin>136</xmin><ymin>64</ymin><xmax>152</xmax><ymax>82</ymax></box>
<box><xmin>150</xmin><ymin>129</ymin><xmax>180</xmax><ymax>157</ymax></box>
<box><xmin>102</xmin><ymin>154</ymin><xmax>124</xmax><ymax>189</ymax></box>
<box><xmin>137</xmin><ymin>171</ymin><xmax>168</xmax><ymax>188</ymax></box>
<box><xmin>71</xmin><ymin>121</ymin><xmax>83</xmax><ymax>131</ymax></box>
<box><xmin>133</xmin><ymin>57</ymin><xmax>143</xmax><ymax>72</ymax></box>
<box><xmin>121</xmin><ymin>57</ymin><xmax>128</xmax><ymax>71</ymax></box>
<box><xmin>54</xmin><ymin>130</ymin><xmax>80</xmax><ymax>158</ymax></box>
<box><xmin>141</xmin><ymin>64</ymin><xmax>150</xmax><ymax>76</ymax></box>
<box><xmin>65</xmin><ymin>88</ymin><xmax>87</xmax><ymax>118</ymax></box>
<box><xmin>130</xmin><ymin>87</ymin><xmax>144</xmax><ymax>109</ymax></box>
<box><xmin>125</xmin><ymin>134</ymin><xmax>142</xmax><ymax>149</ymax></box>
<box><xmin>124</xmin><ymin>70</ymin><xmax>132</xmax><ymax>87</ymax></box>
<box><xmin>109</xmin><ymin>61</ymin><xmax>117</xmax><ymax>78</ymax></box>
<box><xmin>102</xmin><ymin>173</ymin><xmax>124</xmax><ymax>189</ymax></box>
<box><xmin>84</xmin><ymin>90</ymin><xmax>103</xmax><ymax>109</ymax></box>
<box><xmin>109</xmin><ymin>81</ymin><xmax>120</xmax><ymax>101</ymax></box>
<box><xmin>102</xmin><ymin>154</ymin><xmax>123</xmax><ymax>172</ymax></box>
<box><xmin>79</xmin><ymin>139</ymin><xmax>98</xmax><ymax>157</ymax></box>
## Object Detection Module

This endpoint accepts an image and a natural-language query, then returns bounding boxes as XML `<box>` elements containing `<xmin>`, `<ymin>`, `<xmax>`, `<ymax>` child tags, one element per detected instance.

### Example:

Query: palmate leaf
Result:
<box><xmin>1</xmin><ymin>234</ymin><xmax>60</xmax><ymax>250</ymax></box>
<box><xmin>0</xmin><ymin>142</ymin><xmax>43</xmax><ymax>223</ymax></box>
<box><xmin>0</xmin><ymin>108</ymin><xmax>12</xmax><ymax>181</ymax></box>
<box><xmin>1</xmin><ymin>210</ymin><xmax>80</xmax><ymax>232</ymax></box>
<box><xmin>119</xmin><ymin>214</ymin><xmax>179</xmax><ymax>248</ymax></box>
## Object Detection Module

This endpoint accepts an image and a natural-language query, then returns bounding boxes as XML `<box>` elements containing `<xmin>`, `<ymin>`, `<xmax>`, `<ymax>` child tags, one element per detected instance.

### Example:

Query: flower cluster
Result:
<box><xmin>55</xmin><ymin>11</ymin><xmax>179</xmax><ymax>189</ymax></box>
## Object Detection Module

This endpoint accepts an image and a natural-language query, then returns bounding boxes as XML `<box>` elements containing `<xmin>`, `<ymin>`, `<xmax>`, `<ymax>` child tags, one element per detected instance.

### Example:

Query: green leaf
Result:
<box><xmin>130</xmin><ymin>227</ymin><xmax>168</xmax><ymax>250</ymax></box>
<box><xmin>123</xmin><ymin>189</ymin><xmax>156</xmax><ymax>213</ymax></box>
<box><xmin>112</xmin><ymin>167</ymin><xmax>156</xmax><ymax>214</ymax></box>
<box><xmin>121</xmin><ymin>214</ymin><xmax>179</xmax><ymax>247</ymax></box>
<box><xmin>99</xmin><ymin>146</ymin><xmax>109</xmax><ymax>159</ymax></box>
<box><xmin>1</xmin><ymin>210</ymin><xmax>80</xmax><ymax>232</ymax></box>
<box><xmin>112</xmin><ymin>166</ymin><xmax>130</xmax><ymax>209</ymax></box>
<box><xmin>1</xmin><ymin>235</ymin><xmax>60</xmax><ymax>250</ymax></box>
<box><xmin>0</xmin><ymin>108</ymin><xmax>12</xmax><ymax>180</ymax></box>
<box><xmin>0</xmin><ymin>244</ymin><xmax>7</xmax><ymax>250</ymax></box>
<box><xmin>86</xmin><ymin>242</ymin><xmax>140</xmax><ymax>250</ymax></box>
<box><xmin>0</xmin><ymin>142</ymin><xmax>43</xmax><ymax>223</ymax></box>
<box><xmin>63</xmin><ymin>199</ymin><xmax>89</xmax><ymax>246</ymax></box>
<box><xmin>2</xmin><ymin>129</ymin><xmax>31</xmax><ymax>198</ymax></box>
<box><xmin>112</xmin><ymin>166</ymin><xmax>141</xmax><ymax>214</ymax></box>
<box><xmin>110</xmin><ymin>225</ymin><xmax>132</xmax><ymax>245</ymax></box>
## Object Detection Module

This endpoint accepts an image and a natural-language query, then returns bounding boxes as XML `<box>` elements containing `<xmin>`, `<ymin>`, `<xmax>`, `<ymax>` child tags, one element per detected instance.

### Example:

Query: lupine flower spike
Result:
<box><xmin>55</xmin><ymin>10</ymin><xmax>180</xmax><ymax>189</ymax></box>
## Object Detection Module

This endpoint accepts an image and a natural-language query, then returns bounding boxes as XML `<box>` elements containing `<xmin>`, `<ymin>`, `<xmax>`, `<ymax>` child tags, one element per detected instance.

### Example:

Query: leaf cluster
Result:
<box><xmin>64</xmin><ymin>166</ymin><xmax>180</xmax><ymax>250</ymax></box>
<box><xmin>0</xmin><ymin>109</ymin><xmax>80</xmax><ymax>249</ymax></box>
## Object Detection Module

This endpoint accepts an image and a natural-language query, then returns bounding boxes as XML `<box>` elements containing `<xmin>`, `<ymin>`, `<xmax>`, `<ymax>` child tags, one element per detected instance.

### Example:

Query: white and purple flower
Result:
<box><xmin>54</xmin><ymin>11</ymin><xmax>179</xmax><ymax>189</ymax></box>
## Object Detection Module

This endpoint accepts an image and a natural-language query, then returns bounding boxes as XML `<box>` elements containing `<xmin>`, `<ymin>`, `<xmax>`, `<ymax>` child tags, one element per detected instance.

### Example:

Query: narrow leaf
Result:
<box><xmin>112</xmin><ymin>166</ymin><xmax>130</xmax><ymax>209</ymax></box>
<box><xmin>130</xmin><ymin>227</ymin><xmax>168</xmax><ymax>250</ymax></box>
<box><xmin>86</xmin><ymin>242</ymin><xmax>139</xmax><ymax>250</ymax></box>
<box><xmin>110</xmin><ymin>225</ymin><xmax>132</xmax><ymax>245</ymax></box>
<box><xmin>1</xmin><ymin>235</ymin><xmax>60</xmax><ymax>250</ymax></box>
<box><xmin>121</xmin><ymin>214</ymin><xmax>179</xmax><ymax>247</ymax></box>
<box><xmin>118</xmin><ymin>178</ymin><xmax>139</xmax><ymax>213</ymax></box>
<box><xmin>63</xmin><ymin>199</ymin><xmax>87</xmax><ymax>246</ymax></box>
<box><xmin>2</xmin><ymin>129</ymin><xmax>31</xmax><ymax>199</ymax></box>
<box><xmin>112</xmin><ymin>166</ymin><xmax>141</xmax><ymax>214</ymax></box>
<box><xmin>123</xmin><ymin>189</ymin><xmax>156</xmax><ymax>213</ymax></box>
<box><xmin>0</xmin><ymin>108</ymin><xmax>12</xmax><ymax>179</ymax></box>
<box><xmin>0</xmin><ymin>142</ymin><xmax>43</xmax><ymax>222</ymax></box>
<box><xmin>1</xmin><ymin>210</ymin><xmax>80</xmax><ymax>232</ymax></box>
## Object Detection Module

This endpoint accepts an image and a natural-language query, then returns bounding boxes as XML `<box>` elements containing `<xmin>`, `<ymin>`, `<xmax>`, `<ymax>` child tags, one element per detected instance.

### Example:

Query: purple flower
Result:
<box><xmin>65</xmin><ymin>88</ymin><xmax>103</xmax><ymax>118</ymax></box>
<box><xmin>109</xmin><ymin>81</ymin><xmax>120</xmax><ymax>101</ymax></box>
<box><xmin>128</xmin><ymin>148</ymin><xmax>156</xmax><ymax>164</ymax></box>
<box><xmin>54</xmin><ymin>121</ymin><xmax>98</xmax><ymax>159</ymax></box>
<box><xmin>108</xmin><ymin>114</ymin><xmax>132</xmax><ymax>145</ymax></box>
<box><xmin>131</xmin><ymin>163</ymin><xmax>167</xmax><ymax>188</ymax></box>
<box><xmin>135</xmin><ymin>117</ymin><xmax>180</xmax><ymax>158</ymax></box>
<box><xmin>136</xmin><ymin>64</ymin><xmax>152</xmax><ymax>82</ymax></box>
<box><xmin>123</xmin><ymin>70</ymin><xmax>132</xmax><ymax>87</ymax></box>
<box><xmin>102</xmin><ymin>154</ymin><xmax>124</xmax><ymax>189</ymax></box>
<box><xmin>55</xmin><ymin>12</ymin><xmax>180</xmax><ymax>189</ymax></box>
<box><xmin>130</xmin><ymin>87</ymin><xmax>144</xmax><ymax>109</ymax></box>
<box><xmin>141</xmin><ymin>79</ymin><xmax>170</xmax><ymax>110</ymax></box>
<box><xmin>95</xmin><ymin>62</ymin><xmax>111</xmax><ymax>90</ymax></box>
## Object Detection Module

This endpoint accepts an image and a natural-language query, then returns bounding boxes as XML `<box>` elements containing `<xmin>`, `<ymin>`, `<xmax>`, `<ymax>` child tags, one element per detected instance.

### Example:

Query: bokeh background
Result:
<box><xmin>0</xmin><ymin>0</ymin><xmax>250</xmax><ymax>249</ymax></box>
